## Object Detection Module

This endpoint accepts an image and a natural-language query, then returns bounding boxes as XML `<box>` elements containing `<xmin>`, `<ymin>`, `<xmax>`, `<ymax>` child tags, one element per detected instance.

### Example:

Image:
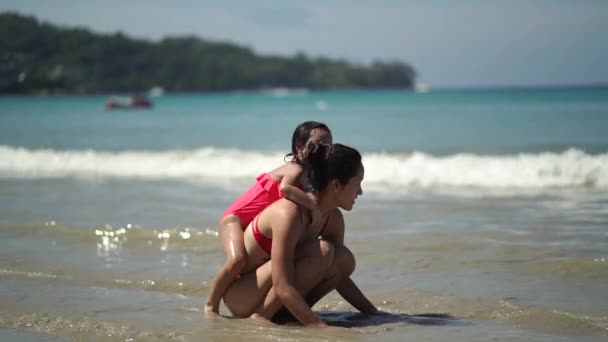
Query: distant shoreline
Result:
<box><xmin>431</xmin><ymin>83</ymin><xmax>608</xmax><ymax>92</ymax></box>
<box><xmin>1</xmin><ymin>84</ymin><xmax>607</xmax><ymax>98</ymax></box>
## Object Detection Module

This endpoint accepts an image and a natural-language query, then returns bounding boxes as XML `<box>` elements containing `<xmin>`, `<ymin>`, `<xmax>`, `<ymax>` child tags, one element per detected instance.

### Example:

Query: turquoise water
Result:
<box><xmin>2</xmin><ymin>88</ymin><xmax>607</xmax><ymax>153</ymax></box>
<box><xmin>1</xmin><ymin>88</ymin><xmax>607</xmax><ymax>341</ymax></box>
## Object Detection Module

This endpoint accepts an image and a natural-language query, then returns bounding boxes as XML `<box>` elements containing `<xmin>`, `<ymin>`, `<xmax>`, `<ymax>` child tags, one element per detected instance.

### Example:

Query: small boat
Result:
<box><xmin>105</xmin><ymin>94</ymin><xmax>152</xmax><ymax>109</ymax></box>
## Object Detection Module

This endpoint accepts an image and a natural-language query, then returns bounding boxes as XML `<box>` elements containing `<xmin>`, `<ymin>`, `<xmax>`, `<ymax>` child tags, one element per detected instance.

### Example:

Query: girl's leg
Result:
<box><xmin>224</xmin><ymin>239</ymin><xmax>335</xmax><ymax>318</ymax></box>
<box><xmin>205</xmin><ymin>215</ymin><xmax>247</xmax><ymax>315</ymax></box>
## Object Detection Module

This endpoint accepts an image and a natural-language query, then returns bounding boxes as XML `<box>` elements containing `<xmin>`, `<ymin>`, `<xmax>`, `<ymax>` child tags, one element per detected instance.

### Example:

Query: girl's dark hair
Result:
<box><xmin>285</xmin><ymin>121</ymin><xmax>331</xmax><ymax>164</ymax></box>
<box><xmin>306</xmin><ymin>143</ymin><xmax>362</xmax><ymax>193</ymax></box>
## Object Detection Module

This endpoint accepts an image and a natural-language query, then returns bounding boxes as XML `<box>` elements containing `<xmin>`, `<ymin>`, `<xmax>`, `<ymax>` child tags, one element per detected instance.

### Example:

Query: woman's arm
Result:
<box><xmin>270</xmin><ymin>206</ymin><xmax>325</xmax><ymax>326</ymax></box>
<box><xmin>336</xmin><ymin>277</ymin><xmax>378</xmax><ymax>314</ymax></box>
<box><xmin>322</xmin><ymin>209</ymin><xmax>378</xmax><ymax>315</ymax></box>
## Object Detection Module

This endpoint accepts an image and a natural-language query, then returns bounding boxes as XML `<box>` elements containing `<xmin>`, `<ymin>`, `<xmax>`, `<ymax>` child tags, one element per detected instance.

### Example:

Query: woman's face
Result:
<box><xmin>336</xmin><ymin>164</ymin><xmax>364</xmax><ymax>211</ymax></box>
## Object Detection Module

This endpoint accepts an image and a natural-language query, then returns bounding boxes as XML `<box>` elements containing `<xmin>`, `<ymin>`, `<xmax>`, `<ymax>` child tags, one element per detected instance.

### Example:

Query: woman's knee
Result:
<box><xmin>224</xmin><ymin>298</ymin><xmax>251</xmax><ymax>318</ymax></box>
<box><xmin>334</xmin><ymin>245</ymin><xmax>356</xmax><ymax>276</ymax></box>
<box><xmin>318</xmin><ymin>240</ymin><xmax>335</xmax><ymax>268</ymax></box>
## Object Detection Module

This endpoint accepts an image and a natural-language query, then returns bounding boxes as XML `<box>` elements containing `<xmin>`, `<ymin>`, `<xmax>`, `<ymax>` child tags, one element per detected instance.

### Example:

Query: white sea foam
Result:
<box><xmin>0</xmin><ymin>145</ymin><xmax>281</xmax><ymax>180</ymax></box>
<box><xmin>363</xmin><ymin>149</ymin><xmax>608</xmax><ymax>190</ymax></box>
<box><xmin>1</xmin><ymin>146</ymin><xmax>607</xmax><ymax>193</ymax></box>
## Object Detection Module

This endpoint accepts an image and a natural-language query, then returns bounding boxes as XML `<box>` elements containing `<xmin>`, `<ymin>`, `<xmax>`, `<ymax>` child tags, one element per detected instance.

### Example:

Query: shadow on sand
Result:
<box><xmin>318</xmin><ymin>311</ymin><xmax>472</xmax><ymax>328</ymax></box>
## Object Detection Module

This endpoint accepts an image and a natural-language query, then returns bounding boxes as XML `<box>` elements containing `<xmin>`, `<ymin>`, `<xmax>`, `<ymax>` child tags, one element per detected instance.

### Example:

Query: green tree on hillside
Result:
<box><xmin>0</xmin><ymin>12</ymin><xmax>416</xmax><ymax>94</ymax></box>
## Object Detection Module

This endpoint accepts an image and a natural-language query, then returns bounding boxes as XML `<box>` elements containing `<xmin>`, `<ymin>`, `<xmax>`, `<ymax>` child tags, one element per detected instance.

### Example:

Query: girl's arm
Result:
<box><xmin>278</xmin><ymin>164</ymin><xmax>322</xmax><ymax>228</ymax></box>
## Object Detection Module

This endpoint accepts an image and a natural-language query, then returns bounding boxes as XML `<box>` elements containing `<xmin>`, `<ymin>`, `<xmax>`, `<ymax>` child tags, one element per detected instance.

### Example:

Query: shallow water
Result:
<box><xmin>1</xmin><ymin>89</ymin><xmax>607</xmax><ymax>340</ymax></box>
<box><xmin>1</xmin><ymin>184</ymin><xmax>607</xmax><ymax>340</ymax></box>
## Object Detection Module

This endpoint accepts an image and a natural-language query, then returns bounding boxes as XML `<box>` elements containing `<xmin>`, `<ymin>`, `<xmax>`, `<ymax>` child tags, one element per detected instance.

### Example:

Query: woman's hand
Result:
<box><xmin>204</xmin><ymin>302</ymin><xmax>220</xmax><ymax>316</ymax></box>
<box><xmin>309</xmin><ymin>320</ymin><xmax>329</xmax><ymax>328</ymax></box>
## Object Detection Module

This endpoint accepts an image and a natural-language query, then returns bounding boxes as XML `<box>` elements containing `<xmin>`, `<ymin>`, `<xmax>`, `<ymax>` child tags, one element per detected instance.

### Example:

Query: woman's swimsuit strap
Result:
<box><xmin>252</xmin><ymin>215</ymin><xmax>273</xmax><ymax>255</ymax></box>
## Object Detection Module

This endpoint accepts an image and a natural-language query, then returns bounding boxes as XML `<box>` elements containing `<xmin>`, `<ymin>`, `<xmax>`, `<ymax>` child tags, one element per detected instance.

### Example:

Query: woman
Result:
<box><xmin>222</xmin><ymin>143</ymin><xmax>378</xmax><ymax>327</ymax></box>
<box><xmin>205</xmin><ymin>121</ymin><xmax>332</xmax><ymax>315</ymax></box>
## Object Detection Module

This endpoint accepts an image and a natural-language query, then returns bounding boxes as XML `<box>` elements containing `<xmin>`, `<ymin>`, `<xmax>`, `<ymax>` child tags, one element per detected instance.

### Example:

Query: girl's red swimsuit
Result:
<box><xmin>221</xmin><ymin>173</ymin><xmax>286</xmax><ymax>228</ymax></box>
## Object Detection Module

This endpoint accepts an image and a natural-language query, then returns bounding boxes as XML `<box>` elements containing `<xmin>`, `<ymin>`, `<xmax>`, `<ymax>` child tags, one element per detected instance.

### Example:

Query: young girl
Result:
<box><xmin>205</xmin><ymin>121</ymin><xmax>333</xmax><ymax>315</ymax></box>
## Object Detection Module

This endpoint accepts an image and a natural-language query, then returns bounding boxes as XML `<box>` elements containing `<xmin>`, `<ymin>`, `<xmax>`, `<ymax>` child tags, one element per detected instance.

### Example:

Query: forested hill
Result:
<box><xmin>0</xmin><ymin>12</ymin><xmax>416</xmax><ymax>94</ymax></box>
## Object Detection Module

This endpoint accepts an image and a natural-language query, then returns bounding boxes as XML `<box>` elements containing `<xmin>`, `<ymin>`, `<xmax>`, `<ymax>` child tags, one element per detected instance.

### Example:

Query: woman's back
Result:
<box><xmin>241</xmin><ymin>198</ymin><xmax>324</xmax><ymax>273</ymax></box>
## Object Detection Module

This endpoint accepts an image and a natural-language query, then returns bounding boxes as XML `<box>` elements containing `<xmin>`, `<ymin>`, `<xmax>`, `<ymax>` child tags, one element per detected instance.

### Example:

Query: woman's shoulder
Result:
<box><xmin>328</xmin><ymin>208</ymin><xmax>344</xmax><ymax>224</ymax></box>
<box><xmin>263</xmin><ymin>198</ymin><xmax>301</xmax><ymax>221</ymax></box>
<box><xmin>259</xmin><ymin>199</ymin><xmax>306</xmax><ymax>237</ymax></box>
<box><xmin>325</xmin><ymin>208</ymin><xmax>344</xmax><ymax>231</ymax></box>
<box><xmin>331</xmin><ymin>207</ymin><xmax>343</xmax><ymax>217</ymax></box>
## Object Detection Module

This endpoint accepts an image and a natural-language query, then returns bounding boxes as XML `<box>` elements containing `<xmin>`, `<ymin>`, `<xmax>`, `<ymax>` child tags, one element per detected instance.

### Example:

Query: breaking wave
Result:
<box><xmin>1</xmin><ymin>146</ymin><xmax>607</xmax><ymax>192</ymax></box>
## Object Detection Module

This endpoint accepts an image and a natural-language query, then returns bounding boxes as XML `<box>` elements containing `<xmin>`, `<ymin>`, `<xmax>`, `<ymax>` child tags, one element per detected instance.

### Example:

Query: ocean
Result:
<box><xmin>1</xmin><ymin>88</ymin><xmax>607</xmax><ymax>341</ymax></box>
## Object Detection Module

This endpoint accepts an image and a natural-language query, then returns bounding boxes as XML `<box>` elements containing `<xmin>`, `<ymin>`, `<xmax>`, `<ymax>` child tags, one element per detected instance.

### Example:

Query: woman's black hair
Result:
<box><xmin>306</xmin><ymin>143</ymin><xmax>362</xmax><ymax>193</ymax></box>
<box><xmin>285</xmin><ymin>121</ymin><xmax>331</xmax><ymax>164</ymax></box>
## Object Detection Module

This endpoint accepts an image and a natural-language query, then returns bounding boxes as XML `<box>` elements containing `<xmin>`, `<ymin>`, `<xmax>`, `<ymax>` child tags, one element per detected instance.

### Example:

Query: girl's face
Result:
<box><xmin>335</xmin><ymin>164</ymin><xmax>364</xmax><ymax>211</ymax></box>
<box><xmin>308</xmin><ymin>128</ymin><xmax>332</xmax><ymax>145</ymax></box>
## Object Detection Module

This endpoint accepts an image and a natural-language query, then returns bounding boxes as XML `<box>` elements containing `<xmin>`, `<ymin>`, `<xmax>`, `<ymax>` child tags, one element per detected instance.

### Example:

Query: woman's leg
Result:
<box><xmin>304</xmin><ymin>244</ymin><xmax>356</xmax><ymax>308</ymax></box>
<box><xmin>224</xmin><ymin>239</ymin><xmax>335</xmax><ymax>318</ymax></box>
<box><xmin>205</xmin><ymin>215</ymin><xmax>247</xmax><ymax>314</ymax></box>
<box><xmin>270</xmin><ymin>244</ymin><xmax>356</xmax><ymax>323</ymax></box>
<box><xmin>252</xmin><ymin>240</ymin><xmax>335</xmax><ymax>320</ymax></box>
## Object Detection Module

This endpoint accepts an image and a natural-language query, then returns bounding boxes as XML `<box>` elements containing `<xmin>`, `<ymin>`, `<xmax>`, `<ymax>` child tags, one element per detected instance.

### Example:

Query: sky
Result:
<box><xmin>2</xmin><ymin>0</ymin><xmax>608</xmax><ymax>88</ymax></box>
